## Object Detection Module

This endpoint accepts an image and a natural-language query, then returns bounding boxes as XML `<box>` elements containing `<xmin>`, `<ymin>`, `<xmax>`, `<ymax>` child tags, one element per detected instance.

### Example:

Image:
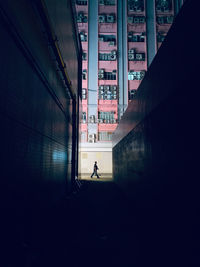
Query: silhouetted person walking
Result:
<box><xmin>91</xmin><ymin>161</ymin><xmax>100</xmax><ymax>178</ymax></box>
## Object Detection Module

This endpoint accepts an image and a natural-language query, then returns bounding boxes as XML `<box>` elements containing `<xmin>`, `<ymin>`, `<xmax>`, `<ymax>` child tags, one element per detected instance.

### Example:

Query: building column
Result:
<box><xmin>174</xmin><ymin>0</ymin><xmax>184</xmax><ymax>16</ymax></box>
<box><xmin>117</xmin><ymin>0</ymin><xmax>128</xmax><ymax>119</ymax></box>
<box><xmin>146</xmin><ymin>0</ymin><xmax>156</xmax><ymax>67</ymax></box>
<box><xmin>88</xmin><ymin>0</ymin><xmax>98</xmax><ymax>137</ymax></box>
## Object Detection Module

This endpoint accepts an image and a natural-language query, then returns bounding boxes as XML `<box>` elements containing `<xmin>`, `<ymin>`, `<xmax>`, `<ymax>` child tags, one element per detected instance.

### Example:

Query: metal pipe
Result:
<box><xmin>35</xmin><ymin>0</ymin><xmax>75</xmax><ymax>100</ymax></box>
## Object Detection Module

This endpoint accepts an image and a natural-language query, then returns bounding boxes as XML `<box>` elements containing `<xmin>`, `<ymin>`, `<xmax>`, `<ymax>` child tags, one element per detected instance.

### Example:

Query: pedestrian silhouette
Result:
<box><xmin>91</xmin><ymin>161</ymin><xmax>100</xmax><ymax>178</ymax></box>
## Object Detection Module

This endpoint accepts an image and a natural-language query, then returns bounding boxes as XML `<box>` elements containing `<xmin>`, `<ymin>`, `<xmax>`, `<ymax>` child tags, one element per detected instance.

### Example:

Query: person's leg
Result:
<box><xmin>91</xmin><ymin>172</ymin><xmax>94</xmax><ymax>178</ymax></box>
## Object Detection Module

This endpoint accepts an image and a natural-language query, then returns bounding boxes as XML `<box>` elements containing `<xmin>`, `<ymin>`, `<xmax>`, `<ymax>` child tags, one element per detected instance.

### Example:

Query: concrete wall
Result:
<box><xmin>112</xmin><ymin>1</ymin><xmax>200</xmax><ymax>264</ymax></box>
<box><xmin>0</xmin><ymin>0</ymin><xmax>80</xmax><ymax>208</ymax></box>
<box><xmin>79</xmin><ymin>143</ymin><xmax>112</xmax><ymax>177</ymax></box>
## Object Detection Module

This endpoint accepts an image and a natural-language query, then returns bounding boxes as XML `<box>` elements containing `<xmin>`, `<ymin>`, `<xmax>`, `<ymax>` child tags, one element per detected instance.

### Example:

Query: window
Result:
<box><xmin>98</xmin><ymin>14</ymin><xmax>116</xmax><ymax>23</ymax></box>
<box><xmin>128</xmin><ymin>50</ymin><xmax>145</xmax><ymax>61</ymax></box>
<box><xmin>128</xmin><ymin>0</ymin><xmax>144</xmax><ymax>12</ymax></box>
<box><xmin>98</xmin><ymin>85</ymin><xmax>117</xmax><ymax>100</ymax></box>
<box><xmin>99</xmin><ymin>0</ymin><xmax>115</xmax><ymax>5</ymax></box>
<box><xmin>77</xmin><ymin>12</ymin><xmax>88</xmax><ymax>23</ymax></box>
<box><xmin>129</xmin><ymin>89</ymin><xmax>137</xmax><ymax>100</ymax></box>
<box><xmin>76</xmin><ymin>0</ymin><xmax>87</xmax><ymax>5</ymax></box>
<box><xmin>98</xmin><ymin>35</ymin><xmax>116</xmax><ymax>45</ymax></box>
<box><xmin>128</xmin><ymin>71</ymin><xmax>145</xmax><ymax>80</ymax></box>
<box><xmin>98</xmin><ymin>111</ymin><xmax>116</xmax><ymax>123</ymax></box>
<box><xmin>82</xmin><ymin>69</ymin><xmax>87</xmax><ymax>80</ymax></box>
<box><xmin>82</xmin><ymin>52</ymin><xmax>87</xmax><ymax>60</ymax></box>
<box><xmin>82</xmin><ymin>88</ymin><xmax>87</xmax><ymax>99</ymax></box>
<box><xmin>98</xmin><ymin>132</ymin><xmax>113</xmax><ymax>141</ymax></box>
<box><xmin>80</xmin><ymin>32</ymin><xmax>87</xmax><ymax>42</ymax></box>
<box><xmin>99</xmin><ymin>50</ymin><xmax>117</xmax><ymax>61</ymax></box>
<box><xmin>82</xmin><ymin>112</ymin><xmax>87</xmax><ymax>123</ymax></box>
<box><xmin>127</xmin><ymin>16</ymin><xmax>145</xmax><ymax>24</ymax></box>
<box><xmin>98</xmin><ymin>69</ymin><xmax>117</xmax><ymax>80</ymax></box>
<box><xmin>156</xmin><ymin>0</ymin><xmax>172</xmax><ymax>12</ymax></box>
<box><xmin>157</xmin><ymin>32</ymin><xmax>166</xmax><ymax>42</ymax></box>
<box><xmin>157</xmin><ymin>16</ymin><xmax>174</xmax><ymax>24</ymax></box>
<box><xmin>128</xmin><ymin>32</ymin><xmax>145</xmax><ymax>42</ymax></box>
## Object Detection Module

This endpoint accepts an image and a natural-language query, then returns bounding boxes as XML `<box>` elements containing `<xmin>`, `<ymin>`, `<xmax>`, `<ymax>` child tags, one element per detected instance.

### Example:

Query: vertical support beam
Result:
<box><xmin>174</xmin><ymin>0</ymin><xmax>179</xmax><ymax>16</ymax></box>
<box><xmin>174</xmin><ymin>0</ymin><xmax>183</xmax><ymax>16</ymax></box>
<box><xmin>88</xmin><ymin>0</ymin><xmax>98</xmax><ymax>135</ymax></box>
<box><xmin>117</xmin><ymin>0</ymin><xmax>128</xmax><ymax>119</ymax></box>
<box><xmin>146</xmin><ymin>0</ymin><xmax>156</xmax><ymax>67</ymax></box>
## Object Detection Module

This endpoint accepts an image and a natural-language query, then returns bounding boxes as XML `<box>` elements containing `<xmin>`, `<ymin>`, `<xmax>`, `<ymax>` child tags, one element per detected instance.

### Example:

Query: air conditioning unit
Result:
<box><xmin>133</xmin><ymin>17</ymin><xmax>140</xmax><ymax>23</ymax></box>
<box><xmin>140</xmin><ymin>71</ymin><xmax>145</xmax><ymax>78</ymax></box>
<box><xmin>139</xmin><ymin>17</ymin><xmax>145</xmax><ymax>23</ymax></box>
<box><xmin>163</xmin><ymin>7</ymin><xmax>169</xmax><ymax>12</ymax></box>
<box><xmin>99</xmin><ymin>85</ymin><xmax>104</xmax><ymax>90</ymax></box>
<box><xmin>135</xmin><ymin>53</ymin><xmax>143</xmax><ymax>60</ymax></box>
<box><xmin>112</xmin><ymin>119</ymin><xmax>116</xmax><ymax>123</ymax></box>
<box><xmin>134</xmin><ymin>72</ymin><xmax>140</xmax><ymax>80</ymax></box>
<box><xmin>132</xmin><ymin>35</ymin><xmax>138</xmax><ymax>42</ymax></box>
<box><xmin>108</xmin><ymin>41</ymin><xmax>115</xmax><ymax>46</ymax></box>
<box><xmin>98</xmin><ymin>119</ymin><xmax>103</xmax><ymax>123</ymax></box>
<box><xmin>99</xmin><ymin>0</ymin><xmax>105</xmax><ymax>5</ymax></box>
<box><xmin>128</xmin><ymin>72</ymin><xmax>134</xmax><ymax>80</ymax></box>
<box><xmin>135</xmin><ymin>7</ymin><xmax>142</xmax><ymax>12</ymax></box>
<box><xmin>167</xmin><ymin>16</ymin><xmax>173</xmax><ymax>24</ymax></box>
<box><xmin>127</xmin><ymin>17</ymin><xmax>133</xmax><ymax>23</ymax></box>
<box><xmin>89</xmin><ymin>115</ymin><xmax>96</xmax><ymax>123</ymax></box>
<box><xmin>107</xmin><ymin>15</ymin><xmax>115</xmax><ymax>23</ymax></box>
<box><xmin>112</xmin><ymin>85</ymin><xmax>117</xmax><ymax>90</ymax></box>
<box><xmin>157</xmin><ymin>16</ymin><xmax>164</xmax><ymax>24</ymax></box>
<box><xmin>140</xmin><ymin>35</ymin><xmax>145</xmax><ymax>42</ymax></box>
<box><xmin>103</xmin><ymin>54</ymin><xmax>108</xmax><ymax>61</ymax></box>
<box><xmin>88</xmin><ymin>134</ymin><xmax>96</xmax><ymax>143</ymax></box>
<box><xmin>128</xmin><ymin>54</ymin><xmax>135</xmax><ymax>60</ymax></box>
<box><xmin>109</xmin><ymin>54</ymin><xmax>116</xmax><ymax>60</ymax></box>
<box><xmin>105</xmin><ymin>85</ymin><xmax>110</xmax><ymax>90</ymax></box>
<box><xmin>128</xmin><ymin>32</ymin><xmax>133</xmax><ymax>39</ymax></box>
<box><xmin>99</xmin><ymin>69</ymin><xmax>104</xmax><ymax>73</ymax></box>
<box><xmin>98</xmin><ymin>74</ymin><xmax>104</xmax><ymax>79</ymax></box>
<box><xmin>129</xmin><ymin>5</ymin><xmax>135</xmax><ymax>12</ymax></box>
<box><xmin>129</xmin><ymin>49</ymin><xmax>135</xmax><ymax>54</ymax></box>
<box><xmin>77</xmin><ymin>16</ymin><xmax>82</xmax><ymax>23</ymax></box>
<box><xmin>80</xmin><ymin>33</ymin><xmax>85</xmax><ymax>41</ymax></box>
<box><xmin>99</xmin><ymin>15</ymin><xmax>105</xmax><ymax>23</ymax></box>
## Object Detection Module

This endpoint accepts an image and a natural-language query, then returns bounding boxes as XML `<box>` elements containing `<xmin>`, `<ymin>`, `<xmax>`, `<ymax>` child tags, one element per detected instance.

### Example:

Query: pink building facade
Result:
<box><xmin>75</xmin><ymin>0</ymin><xmax>184</xmax><ymax>176</ymax></box>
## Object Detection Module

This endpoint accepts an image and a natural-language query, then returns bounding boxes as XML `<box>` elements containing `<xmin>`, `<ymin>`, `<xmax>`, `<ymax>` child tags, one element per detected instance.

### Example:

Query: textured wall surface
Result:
<box><xmin>0</xmin><ymin>0</ymin><xmax>80</xmax><ymax>209</ymax></box>
<box><xmin>113</xmin><ymin>1</ymin><xmax>200</xmax><ymax>263</ymax></box>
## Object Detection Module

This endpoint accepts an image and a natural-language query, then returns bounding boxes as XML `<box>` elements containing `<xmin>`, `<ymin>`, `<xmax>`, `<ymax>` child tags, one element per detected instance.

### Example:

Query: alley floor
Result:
<box><xmin>1</xmin><ymin>179</ymin><xmax>184</xmax><ymax>267</ymax></box>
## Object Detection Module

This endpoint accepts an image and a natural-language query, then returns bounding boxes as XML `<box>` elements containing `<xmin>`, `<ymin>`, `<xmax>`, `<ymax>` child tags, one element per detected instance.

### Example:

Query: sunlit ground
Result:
<box><xmin>79</xmin><ymin>174</ymin><xmax>113</xmax><ymax>181</ymax></box>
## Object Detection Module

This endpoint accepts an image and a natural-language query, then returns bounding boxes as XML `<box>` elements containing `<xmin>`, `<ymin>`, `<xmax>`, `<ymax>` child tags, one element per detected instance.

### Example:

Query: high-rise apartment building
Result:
<box><xmin>75</xmin><ymin>0</ymin><xmax>184</xmax><ymax>177</ymax></box>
